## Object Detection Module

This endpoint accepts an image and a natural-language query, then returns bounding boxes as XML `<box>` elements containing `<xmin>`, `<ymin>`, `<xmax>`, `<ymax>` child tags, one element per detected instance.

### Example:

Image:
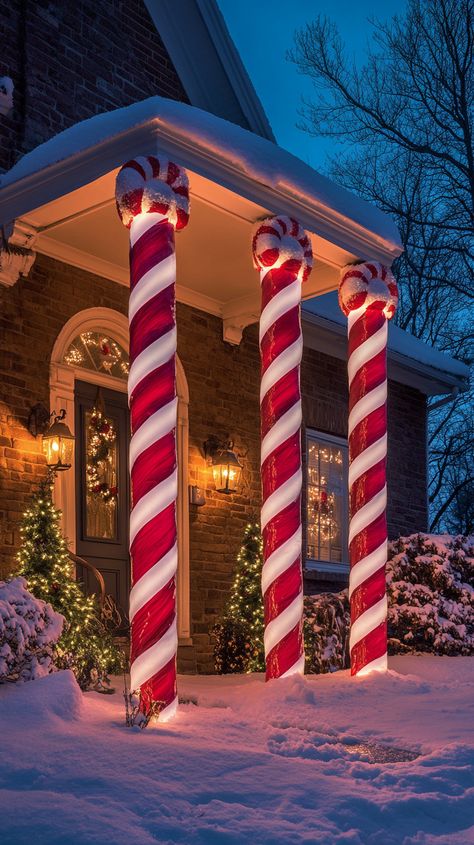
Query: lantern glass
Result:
<box><xmin>211</xmin><ymin>449</ymin><xmax>242</xmax><ymax>494</ymax></box>
<box><xmin>42</xmin><ymin>420</ymin><xmax>75</xmax><ymax>470</ymax></box>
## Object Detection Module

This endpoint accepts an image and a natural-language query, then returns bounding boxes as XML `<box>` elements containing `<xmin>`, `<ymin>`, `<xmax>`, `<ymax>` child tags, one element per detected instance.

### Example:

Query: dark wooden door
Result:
<box><xmin>75</xmin><ymin>380</ymin><xmax>130</xmax><ymax>622</ymax></box>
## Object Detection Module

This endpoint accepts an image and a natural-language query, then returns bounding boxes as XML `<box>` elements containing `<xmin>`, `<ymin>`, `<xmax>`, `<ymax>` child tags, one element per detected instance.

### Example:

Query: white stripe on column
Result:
<box><xmin>129</xmin><ymin>398</ymin><xmax>178</xmax><ymax>471</ymax></box>
<box><xmin>263</xmin><ymin>591</ymin><xmax>303</xmax><ymax>656</ymax></box>
<box><xmin>129</xmin><ymin>253</ymin><xmax>176</xmax><ymax>323</ymax></box>
<box><xmin>130</xmin><ymin>620</ymin><xmax>178</xmax><ymax>691</ymax></box>
<box><xmin>259</xmin><ymin>280</ymin><xmax>301</xmax><ymax>340</ymax></box>
<box><xmin>261</xmin><ymin>527</ymin><xmax>302</xmax><ymax>596</ymax></box>
<box><xmin>130</xmin><ymin>468</ymin><xmax>178</xmax><ymax>546</ymax></box>
<box><xmin>348</xmin><ymin>485</ymin><xmax>387</xmax><ymax>546</ymax></box>
<box><xmin>129</xmin><ymin>542</ymin><xmax>178</xmax><ymax>622</ymax></box>
<box><xmin>128</xmin><ymin>327</ymin><xmax>177</xmax><ymax>399</ymax></box>
<box><xmin>260</xmin><ymin>336</ymin><xmax>303</xmax><ymax>402</ymax></box>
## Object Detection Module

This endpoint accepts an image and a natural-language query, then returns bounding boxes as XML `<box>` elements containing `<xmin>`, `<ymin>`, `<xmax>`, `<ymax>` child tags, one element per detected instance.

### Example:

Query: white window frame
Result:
<box><xmin>305</xmin><ymin>429</ymin><xmax>349</xmax><ymax>575</ymax></box>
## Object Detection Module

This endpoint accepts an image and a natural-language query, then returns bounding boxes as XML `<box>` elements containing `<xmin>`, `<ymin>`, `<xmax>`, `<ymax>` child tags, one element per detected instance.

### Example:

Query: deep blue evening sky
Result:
<box><xmin>217</xmin><ymin>0</ymin><xmax>406</xmax><ymax>170</ymax></box>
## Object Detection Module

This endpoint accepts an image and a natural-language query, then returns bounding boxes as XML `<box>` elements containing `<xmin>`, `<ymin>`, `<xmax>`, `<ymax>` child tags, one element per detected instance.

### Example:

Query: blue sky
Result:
<box><xmin>217</xmin><ymin>0</ymin><xmax>405</xmax><ymax>170</ymax></box>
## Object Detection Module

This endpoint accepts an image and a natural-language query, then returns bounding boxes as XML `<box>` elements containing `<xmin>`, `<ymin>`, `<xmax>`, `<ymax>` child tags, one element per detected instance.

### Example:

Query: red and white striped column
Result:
<box><xmin>338</xmin><ymin>262</ymin><xmax>398</xmax><ymax>676</ymax></box>
<box><xmin>253</xmin><ymin>216</ymin><xmax>313</xmax><ymax>680</ymax></box>
<box><xmin>116</xmin><ymin>156</ymin><xmax>189</xmax><ymax>721</ymax></box>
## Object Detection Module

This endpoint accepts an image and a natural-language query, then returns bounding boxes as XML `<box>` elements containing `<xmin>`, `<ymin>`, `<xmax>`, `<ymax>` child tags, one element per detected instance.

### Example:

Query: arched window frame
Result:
<box><xmin>50</xmin><ymin>308</ymin><xmax>191</xmax><ymax>642</ymax></box>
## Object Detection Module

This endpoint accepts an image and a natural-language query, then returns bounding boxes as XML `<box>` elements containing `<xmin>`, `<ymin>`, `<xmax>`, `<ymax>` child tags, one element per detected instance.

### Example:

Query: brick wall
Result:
<box><xmin>0</xmin><ymin>0</ymin><xmax>188</xmax><ymax>172</ymax></box>
<box><xmin>0</xmin><ymin>253</ymin><xmax>428</xmax><ymax>671</ymax></box>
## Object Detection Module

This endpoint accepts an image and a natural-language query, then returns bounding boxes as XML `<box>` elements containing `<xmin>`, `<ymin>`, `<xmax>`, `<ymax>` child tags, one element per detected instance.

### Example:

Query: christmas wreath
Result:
<box><xmin>86</xmin><ymin>406</ymin><xmax>118</xmax><ymax>503</ymax></box>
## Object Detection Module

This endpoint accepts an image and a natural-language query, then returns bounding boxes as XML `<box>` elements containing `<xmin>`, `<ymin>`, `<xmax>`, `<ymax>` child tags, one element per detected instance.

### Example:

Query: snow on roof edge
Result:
<box><xmin>0</xmin><ymin>96</ymin><xmax>401</xmax><ymax>250</ymax></box>
<box><xmin>303</xmin><ymin>292</ymin><xmax>470</xmax><ymax>385</ymax></box>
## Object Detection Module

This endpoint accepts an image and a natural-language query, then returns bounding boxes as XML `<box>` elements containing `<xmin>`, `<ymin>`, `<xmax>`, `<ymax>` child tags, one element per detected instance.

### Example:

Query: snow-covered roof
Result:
<box><xmin>303</xmin><ymin>292</ymin><xmax>470</xmax><ymax>396</ymax></box>
<box><xmin>0</xmin><ymin>96</ymin><xmax>402</xmax><ymax>264</ymax></box>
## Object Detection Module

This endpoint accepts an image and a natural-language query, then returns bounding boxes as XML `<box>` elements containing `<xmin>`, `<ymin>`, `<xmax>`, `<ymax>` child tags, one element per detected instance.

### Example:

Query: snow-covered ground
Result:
<box><xmin>0</xmin><ymin>656</ymin><xmax>473</xmax><ymax>844</ymax></box>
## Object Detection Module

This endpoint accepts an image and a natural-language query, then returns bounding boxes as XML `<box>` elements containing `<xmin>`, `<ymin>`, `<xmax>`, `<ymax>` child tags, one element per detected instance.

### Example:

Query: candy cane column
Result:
<box><xmin>116</xmin><ymin>156</ymin><xmax>189</xmax><ymax>721</ymax></box>
<box><xmin>253</xmin><ymin>217</ymin><xmax>313</xmax><ymax>680</ymax></box>
<box><xmin>338</xmin><ymin>262</ymin><xmax>398</xmax><ymax>677</ymax></box>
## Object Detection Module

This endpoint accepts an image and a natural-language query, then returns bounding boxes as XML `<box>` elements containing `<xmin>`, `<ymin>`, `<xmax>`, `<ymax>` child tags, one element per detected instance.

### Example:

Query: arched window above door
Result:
<box><xmin>63</xmin><ymin>331</ymin><xmax>129</xmax><ymax>381</ymax></box>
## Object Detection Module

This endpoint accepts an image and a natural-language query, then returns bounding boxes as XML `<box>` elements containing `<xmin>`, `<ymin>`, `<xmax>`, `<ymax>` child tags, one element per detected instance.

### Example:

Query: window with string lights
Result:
<box><xmin>63</xmin><ymin>332</ymin><xmax>129</xmax><ymax>381</ymax></box>
<box><xmin>306</xmin><ymin>431</ymin><xmax>349</xmax><ymax>572</ymax></box>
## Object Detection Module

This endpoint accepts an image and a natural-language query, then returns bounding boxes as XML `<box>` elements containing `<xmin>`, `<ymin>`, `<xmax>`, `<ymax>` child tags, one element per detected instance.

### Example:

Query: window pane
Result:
<box><xmin>64</xmin><ymin>332</ymin><xmax>129</xmax><ymax>381</ymax></box>
<box><xmin>84</xmin><ymin>410</ymin><xmax>118</xmax><ymax>540</ymax></box>
<box><xmin>307</xmin><ymin>436</ymin><xmax>345</xmax><ymax>564</ymax></box>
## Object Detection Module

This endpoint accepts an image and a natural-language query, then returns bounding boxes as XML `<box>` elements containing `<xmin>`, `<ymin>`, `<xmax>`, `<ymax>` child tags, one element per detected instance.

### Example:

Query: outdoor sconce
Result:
<box><xmin>28</xmin><ymin>404</ymin><xmax>75</xmax><ymax>473</ymax></box>
<box><xmin>203</xmin><ymin>435</ymin><xmax>243</xmax><ymax>494</ymax></box>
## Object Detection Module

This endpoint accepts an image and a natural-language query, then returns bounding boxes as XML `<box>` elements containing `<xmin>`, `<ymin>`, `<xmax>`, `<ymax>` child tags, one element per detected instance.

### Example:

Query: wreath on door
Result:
<box><xmin>86</xmin><ymin>390</ymin><xmax>118</xmax><ymax>503</ymax></box>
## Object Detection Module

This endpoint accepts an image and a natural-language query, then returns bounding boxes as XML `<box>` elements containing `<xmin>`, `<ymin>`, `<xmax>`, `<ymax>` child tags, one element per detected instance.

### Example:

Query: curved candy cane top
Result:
<box><xmin>116</xmin><ymin>155</ymin><xmax>190</xmax><ymax>230</ymax></box>
<box><xmin>339</xmin><ymin>262</ymin><xmax>398</xmax><ymax>319</ymax></box>
<box><xmin>252</xmin><ymin>216</ymin><xmax>313</xmax><ymax>282</ymax></box>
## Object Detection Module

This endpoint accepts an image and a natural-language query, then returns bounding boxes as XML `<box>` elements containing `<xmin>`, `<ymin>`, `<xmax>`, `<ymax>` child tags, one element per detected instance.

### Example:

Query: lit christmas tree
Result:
<box><xmin>16</xmin><ymin>479</ymin><xmax>122</xmax><ymax>688</ymax></box>
<box><xmin>213</xmin><ymin>522</ymin><xmax>265</xmax><ymax>673</ymax></box>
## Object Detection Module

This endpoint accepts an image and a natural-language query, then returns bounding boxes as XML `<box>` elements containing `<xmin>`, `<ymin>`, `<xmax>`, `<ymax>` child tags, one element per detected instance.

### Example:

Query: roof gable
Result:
<box><xmin>144</xmin><ymin>0</ymin><xmax>275</xmax><ymax>141</ymax></box>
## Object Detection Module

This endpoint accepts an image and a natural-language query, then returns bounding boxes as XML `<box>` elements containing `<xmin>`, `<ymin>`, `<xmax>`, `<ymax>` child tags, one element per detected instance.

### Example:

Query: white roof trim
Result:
<box><xmin>144</xmin><ymin>0</ymin><xmax>275</xmax><ymax>141</ymax></box>
<box><xmin>302</xmin><ymin>294</ymin><xmax>470</xmax><ymax>396</ymax></box>
<box><xmin>0</xmin><ymin>96</ymin><xmax>402</xmax><ymax>264</ymax></box>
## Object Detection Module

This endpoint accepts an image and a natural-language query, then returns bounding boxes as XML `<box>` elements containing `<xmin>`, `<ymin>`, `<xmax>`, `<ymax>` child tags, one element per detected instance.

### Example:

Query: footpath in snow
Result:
<box><xmin>0</xmin><ymin>655</ymin><xmax>473</xmax><ymax>845</ymax></box>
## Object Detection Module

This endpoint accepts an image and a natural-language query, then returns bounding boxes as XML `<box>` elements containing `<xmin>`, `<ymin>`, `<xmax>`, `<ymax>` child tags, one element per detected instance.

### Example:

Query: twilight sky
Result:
<box><xmin>217</xmin><ymin>0</ymin><xmax>406</xmax><ymax>170</ymax></box>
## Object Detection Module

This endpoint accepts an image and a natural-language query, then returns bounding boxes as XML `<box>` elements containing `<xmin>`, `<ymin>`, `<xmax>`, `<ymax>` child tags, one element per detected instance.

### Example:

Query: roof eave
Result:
<box><xmin>0</xmin><ymin>117</ymin><xmax>402</xmax><ymax>265</ymax></box>
<box><xmin>302</xmin><ymin>311</ymin><xmax>469</xmax><ymax>397</ymax></box>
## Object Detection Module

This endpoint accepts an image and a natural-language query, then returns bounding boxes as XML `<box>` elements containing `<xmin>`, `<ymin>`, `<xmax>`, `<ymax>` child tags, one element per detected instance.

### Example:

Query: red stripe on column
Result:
<box><xmin>130</xmin><ymin>221</ymin><xmax>174</xmax><ymax>290</ymax></box>
<box><xmin>130</xmin><ymin>581</ymin><xmax>176</xmax><ymax>660</ymax></box>
<box><xmin>260</xmin><ymin>308</ymin><xmax>301</xmax><ymax>374</ymax></box>
<box><xmin>350</xmin><ymin>567</ymin><xmax>386</xmax><ymax>622</ymax></box>
<box><xmin>130</xmin><ymin>503</ymin><xmax>176</xmax><ymax>583</ymax></box>
<box><xmin>131</xmin><ymin>431</ymin><xmax>176</xmax><ymax>506</ymax></box>
<box><xmin>261</xmin><ymin>432</ymin><xmax>301</xmax><ymax>502</ymax></box>
<box><xmin>130</xmin><ymin>360</ymin><xmax>175</xmax><ymax>432</ymax></box>
<box><xmin>348</xmin><ymin>350</ymin><xmax>387</xmax><ymax>409</ymax></box>
<box><xmin>129</xmin><ymin>286</ymin><xmax>175</xmax><ymax>361</ymax></box>
<box><xmin>349</xmin><ymin>406</ymin><xmax>387</xmax><ymax>461</ymax></box>
<box><xmin>263</xmin><ymin>557</ymin><xmax>302</xmax><ymax>624</ymax></box>
<box><xmin>349</xmin><ymin>459</ymin><xmax>386</xmax><ymax>515</ymax></box>
<box><xmin>351</xmin><ymin>622</ymin><xmax>387</xmax><ymax>676</ymax></box>
<box><xmin>261</xmin><ymin>369</ymin><xmax>300</xmax><ymax>439</ymax></box>
<box><xmin>138</xmin><ymin>656</ymin><xmax>177</xmax><ymax>716</ymax></box>
<box><xmin>265</xmin><ymin>621</ymin><xmax>303</xmax><ymax>679</ymax></box>
<box><xmin>349</xmin><ymin>512</ymin><xmax>387</xmax><ymax>567</ymax></box>
<box><xmin>261</xmin><ymin>267</ymin><xmax>299</xmax><ymax>311</ymax></box>
<box><xmin>262</xmin><ymin>500</ymin><xmax>300</xmax><ymax>562</ymax></box>
<box><xmin>348</xmin><ymin>309</ymin><xmax>385</xmax><ymax>357</ymax></box>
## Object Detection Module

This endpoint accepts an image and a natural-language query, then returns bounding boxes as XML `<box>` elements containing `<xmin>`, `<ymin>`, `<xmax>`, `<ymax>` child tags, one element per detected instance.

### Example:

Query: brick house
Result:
<box><xmin>0</xmin><ymin>0</ymin><xmax>469</xmax><ymax>676</ymax></box>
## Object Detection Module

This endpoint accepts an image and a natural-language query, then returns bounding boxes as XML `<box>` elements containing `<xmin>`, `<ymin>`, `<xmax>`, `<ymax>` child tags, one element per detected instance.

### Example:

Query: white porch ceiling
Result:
<box><xmin>22</xmin><ymin>168</ymin><xmax>343</xmax><ymax>324</ymax></box>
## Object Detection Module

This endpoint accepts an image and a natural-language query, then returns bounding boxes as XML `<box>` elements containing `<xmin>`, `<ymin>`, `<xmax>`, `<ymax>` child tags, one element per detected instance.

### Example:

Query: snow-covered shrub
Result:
<box><xmin>0</xmin><ymin>577</ymin><xmax>64</xmax><ymax>683</ymax></box>
<box><xmin>303</xmin><ymin>534</ymin><xmax>474</xmax><ymax>672</ymax></box>
<box><xmin>387</xmin><ymin>533</ymin><xmax>474</xmax><ymax>655</ymax></box>
<box><xmin>303</xmin><ymin>592</ymin><xmax>350</xmax><ymax>673</ymax></box>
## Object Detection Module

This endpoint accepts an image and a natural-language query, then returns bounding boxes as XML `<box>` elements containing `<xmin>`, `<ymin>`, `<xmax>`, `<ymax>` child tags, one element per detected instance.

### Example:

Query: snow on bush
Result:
<box><xmin>387</xmin><ymin>533</ymin><xmax>474</xmax><ymax>655</ymax></box>
<box><xmin>0</xmin><ymin>576</ymin><xmax>64</xmax><ymax>683</ymax></box>
<box><xmin>303</xmin><ymin>592</ymin><xmax>350</xmax><ymax>673</ymax></box>
<box><xmin>304</xmin><ymin>534</ymin><xmax>474</xmax><ymax>672</ymax></box>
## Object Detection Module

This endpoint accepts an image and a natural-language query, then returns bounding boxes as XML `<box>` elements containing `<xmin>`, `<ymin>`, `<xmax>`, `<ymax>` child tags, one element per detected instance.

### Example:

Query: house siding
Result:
<box><xmin>0</xmin><ymin>254</ymin><xmax>428</xmax><ymax>671</ymax></box>
<box><xmin>0</xmin><ymin>0</ymin><xmax>188</xmax><ymax>173</ymax></box>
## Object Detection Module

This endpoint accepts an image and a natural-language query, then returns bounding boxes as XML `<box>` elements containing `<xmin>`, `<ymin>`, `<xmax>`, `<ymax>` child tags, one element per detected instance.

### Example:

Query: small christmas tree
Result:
<box><xmin>212</xmin><ymin>522</ymin><xmax>265</xmax><ymax>673</ymax></box>
<box><xmin>16</xmin><ymin>478</ymin><xmax>122</xmax><ymax>688</ymax></box>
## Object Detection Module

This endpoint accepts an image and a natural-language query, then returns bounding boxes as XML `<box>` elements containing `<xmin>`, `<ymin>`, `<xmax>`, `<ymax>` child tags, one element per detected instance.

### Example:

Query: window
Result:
<box><xmin>306</xmin><ymin>431</ymin><xmax>348</xmax><ymax>571</ymax></box>
<box><xmin>63</xmin><ymin>331</ymin><xmax>129</xmax><ymax>381</ymax></box>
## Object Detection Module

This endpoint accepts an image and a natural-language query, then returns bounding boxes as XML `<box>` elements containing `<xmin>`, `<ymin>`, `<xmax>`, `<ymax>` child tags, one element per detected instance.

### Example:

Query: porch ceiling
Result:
<box><xmin>21</xmin><ymin>168</ymin><xmax>342</xmax><ymax>321</ymax></box>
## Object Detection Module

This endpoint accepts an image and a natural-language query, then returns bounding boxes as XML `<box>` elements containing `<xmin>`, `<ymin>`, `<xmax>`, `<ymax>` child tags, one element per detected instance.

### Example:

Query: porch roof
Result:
<box><xmin>0</xmin><ymin>96</ymin><xmax>401</xmax><ymax>265</ymax></box>
<box><xmin>303</xmin><ymin>292</ymin><xmax>470</xmax><ymax>397</ymax></box>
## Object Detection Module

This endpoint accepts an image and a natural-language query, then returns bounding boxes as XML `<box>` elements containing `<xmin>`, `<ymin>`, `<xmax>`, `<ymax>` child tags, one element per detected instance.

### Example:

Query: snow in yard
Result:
<box><xmin>0</xmin><ymin>656</ymin><xmax>473</xmax><ymax>844</ymax></box>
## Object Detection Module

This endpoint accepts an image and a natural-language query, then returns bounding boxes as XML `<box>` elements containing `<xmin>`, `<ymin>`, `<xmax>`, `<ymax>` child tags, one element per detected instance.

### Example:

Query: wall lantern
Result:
<box><xmin>203</xmin><ymin>435</ymin><xmax>243</xmax><ymax>494</ymax></box>
<box><xmin>28</xmin><ymin>404</ymin><xmax>75</xmax><ymax>473</ymax></box>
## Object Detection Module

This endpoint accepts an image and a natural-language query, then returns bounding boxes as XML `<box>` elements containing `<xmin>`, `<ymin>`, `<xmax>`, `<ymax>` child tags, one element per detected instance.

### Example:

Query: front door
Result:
<box><xmin>75</xmin><ymin>379</ymin><xmax>130</xmax><ymax>622</ymax></box>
